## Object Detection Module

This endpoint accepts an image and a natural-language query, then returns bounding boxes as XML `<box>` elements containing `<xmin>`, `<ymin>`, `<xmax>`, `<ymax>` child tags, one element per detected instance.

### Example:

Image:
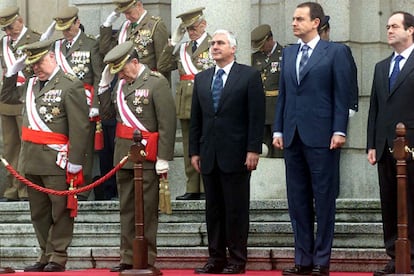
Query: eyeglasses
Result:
<box><xmin>186</xmin><ymin>22</ymin><xmax>202</xmax><ymax>32</ymax></box>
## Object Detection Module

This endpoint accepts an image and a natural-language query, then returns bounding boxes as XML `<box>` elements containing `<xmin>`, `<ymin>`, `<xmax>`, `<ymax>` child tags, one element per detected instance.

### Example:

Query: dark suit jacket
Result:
<box><xmin>273</xmin><ymin>40</ymin><xmax>351</xmax><ymax>148</ymax></box>
<box><xmin>367</xmin><ymin>51</ymin><xmax>414</xmax><ymax>160</ymax></box>
<box><xmin>189</xmin><ymin>62</ymin><xmax>265</xmax><ymax>174</ymax></box>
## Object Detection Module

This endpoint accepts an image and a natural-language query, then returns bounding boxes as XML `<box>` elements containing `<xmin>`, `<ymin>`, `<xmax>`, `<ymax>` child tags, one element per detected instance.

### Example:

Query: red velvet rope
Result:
<box><xmin>0</xmin><ymin>156</ymin><xmax>129</xmax><ymax>196</ymax></box>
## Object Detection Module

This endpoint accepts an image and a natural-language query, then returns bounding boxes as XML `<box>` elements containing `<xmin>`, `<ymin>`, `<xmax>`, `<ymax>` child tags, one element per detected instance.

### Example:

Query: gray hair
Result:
<box><xmin>212</xmin><ymin>29</ymin><xmax>237</xmax><ymax>48</ymax></box>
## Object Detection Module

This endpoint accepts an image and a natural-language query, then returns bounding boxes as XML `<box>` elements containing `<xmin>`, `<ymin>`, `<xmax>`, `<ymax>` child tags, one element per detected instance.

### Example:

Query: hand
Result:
<box><xmin>40</xmin><ymin>20</ymin><xmax>56</xmax><ymax>41</ymax></box>
<box><xmin>367</xmin><ymin>149</ymin><xmax>377</xmax><ymax>165</ymax></box>
<box><xmin>155</xmin><ymin>159</ymin><xmax>169</xmax><ymax>174</ymax></box>
<box><xmin>6</xmin><ymin>54</ymin><xmax>27</xmax><ymax>77</ymax></box>
<box><xmin>89</xmin><ymin>107</ymin><xmax>99</xmax><ymax>118</ymax></box>
<box><xmin>67</xmin><ymin>162</ymin><xmax>82</xmax><ymax>174</ymax></box>
<box><xmin>348</xmin><ymin>109</ymin><xmax>356</xmax><ymax>118</ymax></box>
<box><xmin>245</xmin><ymin>152</ymin><xmax>259</xmax><ymax>171</ymax></box>
<box><xmin>330</xmin><ymin>134</ymin><xmax>346</xmax><ymax>149</ymax></box>
<box><xmin>191</xmin><ymin>155</ymin><xmax>201</xmax><ymax>173</ymax></box>
<box><xmin>273</xmin><ymin>137</ymin><xmax>284</xmax><ymax>150</ymax></box>
<box><xmin>99</xmin><ymin>64</ymin><xmax>115</xmax><ymax>90</ymax></box>
<box><xmin>103</xmin><ymin>11</ymin><xmax>120</xmax><ymax>27</ymax></box>
<box><xmin>171</xmin><ymin>22</ymin><xmax>186</xmax><ymax>46</ymax></box>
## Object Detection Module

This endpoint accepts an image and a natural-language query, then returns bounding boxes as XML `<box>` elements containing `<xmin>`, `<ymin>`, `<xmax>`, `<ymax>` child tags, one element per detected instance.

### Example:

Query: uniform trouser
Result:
<box><xmin>26</xmin><ymin>174</ymin><xmax>74</xmax><ymax>266</ymax></box>
<box><xmin>1</xmin><ymin>114</ymin><xmax>27</xmax><ymax>199</ymax></box>
<box><xmin>78</xmin><ymin>121</ymin><xmax>97</xmax><ymax>199</ymax></box>
<box><xmin>117</xmin><ymin>168</ymin><xmax>159</xmax><ymax>265</ymax></box>
<box><xmin>181</xmin><ymin>119</ymin><xmax>203</xmax><ymax>193</ymax></box>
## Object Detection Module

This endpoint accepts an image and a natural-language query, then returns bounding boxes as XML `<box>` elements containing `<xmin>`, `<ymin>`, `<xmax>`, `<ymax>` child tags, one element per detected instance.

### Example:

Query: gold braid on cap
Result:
<box><xmin>24</xmin><ymin>49</ymin><xmax>49</xmax><ymax>64</ymax></box>
<box><xmin>110</xmin><ymin>54</ymin><xmax>130</xmax><ymax>74</ymax></box>
<box><xmin>0</xmin><ymin>14</ymin><xmax>18</xmax><ymax>26</ymax></box>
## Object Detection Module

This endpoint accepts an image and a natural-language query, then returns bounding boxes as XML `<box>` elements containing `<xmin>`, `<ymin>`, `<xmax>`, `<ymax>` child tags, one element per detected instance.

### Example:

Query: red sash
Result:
<box><xmin>22</xmin><ymin>127</ymin><xmax>69</xmax><ymax>144</ymax></box>
<box><xmin>180</xmin><ymin>74</ymin><xmax>195</xmax><ymax>81</ymax></box>
<box><xmin>116</xmin><ymin>122</ymin><xmax>158</xmax><ymax>162</ymax></box>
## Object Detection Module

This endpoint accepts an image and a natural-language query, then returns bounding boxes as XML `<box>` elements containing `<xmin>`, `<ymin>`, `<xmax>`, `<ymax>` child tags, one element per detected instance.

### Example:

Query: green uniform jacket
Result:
<box><xmin>157</xmin><ymin>34</ymin><xmax>214</xmax><ymax>119</ymax></box>
<box><xmin>251</xmin><ymin>42</ymin><xmax>283</xmax><ymax>125</ymax></box>
<box><xmin>3</xmin><ymin>69</ymin><xmax>90</xmax><ymax>175</ymax></box>
<box><xmin>56</xmin><ymin>31</ymin><xmax>104</xmax><ymax>109</ymax></box>
<box><xmin>99</xmin><ymin>66</ymin><xmax>176</xmax><ymax>170</ymax></box>
<box><xmin>99</xmin><ymin>14</ymin><xmax>168</xmax><ymax>75</ymax></box>
<box><xmin>0</xmin><ymin>28</ymin><xmax>40</xmax><ymax>115</ymax></box>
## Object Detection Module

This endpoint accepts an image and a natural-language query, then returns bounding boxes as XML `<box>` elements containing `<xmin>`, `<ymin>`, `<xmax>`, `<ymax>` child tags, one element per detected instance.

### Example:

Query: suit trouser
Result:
<box><xmin>1</xmin><ymin>114</ymin><xmax>27</xmax><ymax>199</ymax></box>
<box><xmin>284</xmin><ymin>132</ymin><xmax>339</xmax><ymax>267</ymax></box>
<box><xmin>181</xmin><ymin>119</ymin><xmax>204</xmax><ymax>193</ymax></box>
<box><xmin>26</xmin><ymin>174</ymin><xmax>74</xmax><ymax>266</ymax></box>
<box><xmin>117</xmin><ymin>168</ymin><xmax>159</xmax><ymax>265</ymax></box>
<box><xmin>202</xmin><ymin>164</ymin><xmax>250</xmax><ymax>266</ymax></box>
<box><xmin>377</xmin><ymin>147</ymin><xmax>414</xmax><ymax>264</ymax></box>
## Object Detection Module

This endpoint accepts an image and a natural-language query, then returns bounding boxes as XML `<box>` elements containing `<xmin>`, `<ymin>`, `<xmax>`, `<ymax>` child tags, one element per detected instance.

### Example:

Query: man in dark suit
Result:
<box><xmin>189</xmin><ymin>29</ymin><xmax>265</xmax><ymax>274</ymax></box>
<box><xmin>273</xmin><ymin>2</ymin><xmax>354</xmax><ymax>275</ymax></box>
<box><xmin>367</xmin><ymin>11</ymin><xmax>414</xmax><ymax>276</ymax></box>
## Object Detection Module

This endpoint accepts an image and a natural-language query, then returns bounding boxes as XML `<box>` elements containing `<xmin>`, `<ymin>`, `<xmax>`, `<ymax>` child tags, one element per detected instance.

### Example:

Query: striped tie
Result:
<box><xmin>298</xmin><ymin>44</ymin><xmax>310</xmax><ymax>81</ymax></box>
<box><xmin>212</xmin><ymin>69</ymin><xmax>225</xmax><ymax>112</ymax></box>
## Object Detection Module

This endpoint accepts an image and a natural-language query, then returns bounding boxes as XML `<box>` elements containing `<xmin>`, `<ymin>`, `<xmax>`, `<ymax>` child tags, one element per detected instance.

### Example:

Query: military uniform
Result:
<box><xmin>99</xmin><ymin>41</ymin><xmax>176</xmax><ymax>270</ymax></box>
<box><xmin>251</xmin><ymin>24</ymin><xmax>283</xmax><ymax>158</ymax></box>
<box><xmin>54</xmin><ymin>6</ymin><xmax>104</xmax><ymax>194</ymax></box>
<box><xmin>99</xmin><ymin>0</ymin><xmax>168</xmax><ymax>77</ymax></box>
<box><xmin>157</xmin><ymin>7</ymin><xmax>214</xmax><ymax>199</ymax></box>
<box><xmin>2</xmin><ymin>40</ymin><xmax>89</xmax><ymax>269</ymax></box>
<box><xmin>0</xmin><ymin>7</ymin><xmax>40</xmax><ymax>200</ymax></box>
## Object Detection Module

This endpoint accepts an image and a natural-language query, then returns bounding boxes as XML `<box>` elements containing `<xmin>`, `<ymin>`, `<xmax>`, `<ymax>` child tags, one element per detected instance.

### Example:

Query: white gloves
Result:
<box><xmin>67</xmin><ymin>162</ymin><xmax>83</xmax><ymax>174</ymax></box>
<box><xmin>155</xmin><ymin>159</ymin><xmax>169</xmax><ymax>174</ymax></box>
<box><xmin>103</xmin><ymin>11</ymin><xmax>120</xmax><ymax>27</ymax></box>
<box><xmin>170</xmin><ymin>23</ymin><xmax>186</xmax><ymax>46</ymax></box>
<box><xmin>89</xmin><ymin>107</ymin><xmax>99</xmax><ymax>118</ymax></box>
<box><xmin>40</xmin><ymin>20</ymin><xmax>56</xmax><ymax>41</ymax></box>
<box><xmin>349</xmin><ymin>109</ymin><xmax>356</xmax><ymax>118</ymax></box>
<box><xmin>98</xmin><ymin>65</ymin><xmax>115</xmax><ymax>94</ymax></box>
<box><xmin>6</xmin><ymin>54</ymin><xmax>27</xmax><ymax>77</ymax></box>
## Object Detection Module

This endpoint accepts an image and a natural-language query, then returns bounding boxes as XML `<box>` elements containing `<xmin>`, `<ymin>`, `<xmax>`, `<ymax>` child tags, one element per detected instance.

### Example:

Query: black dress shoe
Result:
<box><xmin>176</xmin><ymin>193</ymin><xmax>200</xmax><ymax>200</ymax></box>
<box><xmin>221</xmin><ymin>264</ymin><xmax>246</xmax><ymax>274</ymax></box>
<box><xmin>0</xmin><ymin>197</ymin><xmax>18</xmax><ymax>202</ymax></box>
<box><xmin>24</xmin><ymin>262</ymin><xmax>47</xmax><ymax>272</ymax></box>
<box><xmin>194</xmin><ymin>262</ymin><xmax>225</xmax><ymax>274</ymax></box>
<box><xmin>44</xmin><ymin>262</ymin><xmax>65</xmax><ymax>272</ymax></box>
<box><xmin>282</xmin><ymin>264</ymin><xmax>313</xmax><ymax>275</ymax></box>
<box><xmin>110</xmin><ymin>263</ymin><xmax>133</xmax><ymax>272</ymax></box>
<box><xmin>373</xmin><ymin>262</ymin><xmax>395</xmax><ymax>276</ymax></box>
<box><xmin>311</xmin><ymin>265</ymin><xmax>329</xmax><ymax>276</ymax></box>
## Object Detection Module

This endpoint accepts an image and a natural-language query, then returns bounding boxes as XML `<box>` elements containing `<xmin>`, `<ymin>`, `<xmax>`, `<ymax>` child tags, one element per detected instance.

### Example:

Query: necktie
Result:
<box><xmin>298</xmin><ymin>44</ymin><xmax>310</xmax><ymax>81</ymax></box>
<box><xmin>132</xmin><ymin>22</ymin><xmax>138</xmax><ymax>29</ymax></box>
<box><xmin>389</xmin><ymin>55</ymin><xmax>403</xmax><ymax>91</ymax></box>
<box><xmin>192</xmin><ymin>41</ymin><xmax>197</xmax><ymax>53</ymax></box>
<box><xmin>39</xmin><ymin>80</ymin><xmax>47</xmax><ymax>90</ymax></box>
<box><xmin>212</xmin><ymin>69</ymin><xmax>225</xmax><ymax>112</ymax></box>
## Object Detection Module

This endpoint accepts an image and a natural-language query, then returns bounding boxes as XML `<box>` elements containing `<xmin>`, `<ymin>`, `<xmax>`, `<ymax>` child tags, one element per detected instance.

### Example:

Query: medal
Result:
<box><xmin>51</xmin><ymin>106</ymin><xmax>60</xmax><ymax>116</ymax></box>
<box><xmin>44</xmin><ymin>113</ymin><xmax>53</xmax><ymax>123</ymax></box>
<box><xmin>143</xmin><ymin>98</ymin><xmax>149</xmax><ymax>105</ymax></box>
<box><xmin>136</xmin><ymin>106</ymin><xmax>143</xmax><ymax>114</ymax></box>
<box><xmin>39</xmin><ymin>106</ymin><xmax>47</xmax><ymax>115</ymax></box>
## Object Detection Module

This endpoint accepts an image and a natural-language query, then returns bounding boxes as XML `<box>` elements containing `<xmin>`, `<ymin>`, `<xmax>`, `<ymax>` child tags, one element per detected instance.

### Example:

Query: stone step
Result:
<box><xmin>0</xmin><ymin>199</ymin><xmax>388</xmax><ymax>271</ymax></box>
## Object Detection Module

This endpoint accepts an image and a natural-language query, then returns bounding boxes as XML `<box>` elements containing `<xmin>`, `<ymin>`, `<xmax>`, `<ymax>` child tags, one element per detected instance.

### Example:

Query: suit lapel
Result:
<box><xmin>390</xmin><ymin>51</ymin><xmax>414</xmax><ymax>95</ymax></box>
<box><xmin>217</xmin><ymin>63</ymin><xmax>240</xmax><ymax>112</ymax></box>
<box><xmin>299</xmin><ymin>40</ymin><xmax>327</xmax><ymax>83</ymax></box>
<box><xmin>287</xmin><ymin>44</ymin><xmax>300</xmax><ymax>86</ymax></box>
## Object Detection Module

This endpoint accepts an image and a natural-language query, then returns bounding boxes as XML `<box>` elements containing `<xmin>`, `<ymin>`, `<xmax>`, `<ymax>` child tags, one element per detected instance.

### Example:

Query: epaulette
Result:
<box><xmin>151</xmin><ymin>15</ymin><xmax>161</xmax><ymax>21</ymax></box>
<box><xmin>64</xmin><ymin>73</ymin><xmax>78</xmax><ymax>81</ymax></box>
<box><xmin>150</xmin><ymin>71</ymin><xmax>162</xmax><ymax>78</ymax></box>
<box><xmin>87</xmin><ymin>34</ymin><xmax>97</xmax><ymax>40</ymax></box>
<box><xmin>32</xmin><ymin>29</ymin><xmax>42</xmax><ymax>35</ymax></box>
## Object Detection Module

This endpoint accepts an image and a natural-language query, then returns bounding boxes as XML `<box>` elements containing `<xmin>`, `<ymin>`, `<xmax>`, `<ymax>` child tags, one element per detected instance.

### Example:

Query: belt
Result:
<box><xmin>265</xmin><ymin>90</ymin><xmax>279</xmax><ymax>97</ymax></box>
<box><xmin>180</xmin><ymin>74</ymin><xmax>195</xmax><ymax>81</ymax></box>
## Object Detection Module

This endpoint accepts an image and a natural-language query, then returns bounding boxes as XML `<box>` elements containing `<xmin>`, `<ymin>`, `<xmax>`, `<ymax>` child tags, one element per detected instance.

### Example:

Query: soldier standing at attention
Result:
<box><xmin>251</xmin><ymin>24</ymin><xmax>283</xmax><ymax>158</ymax></box>
<box><xmin>99</xmin><ymin>0</ymin><xmax>168</xmax><ymax>78</ymax></box>
<box><xmin>47</xmin><ymin>6</ymin><xmax>104</xmax><ymax>199</ymax></box>
<box><xmin>158</xmin><ymin>7</ymin><xmax>214</xmax><ymax>200</ymax></box>
<box><xmin>2</xmin><ymin>39</ymin><xmax>89</xmax><ymax>272</ymax></box>
<box><xmin>0</xmin><ymin>6</ymin><xmax>40</xmax><ymax>202</ymax></box>
<box><xmin>98</xmin><ymin>41</ymin><xmax>176</xmax><ymax>274</ymax></box>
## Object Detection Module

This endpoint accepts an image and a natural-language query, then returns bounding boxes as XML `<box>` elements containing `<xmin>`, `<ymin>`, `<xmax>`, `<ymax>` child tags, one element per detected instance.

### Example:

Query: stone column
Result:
<box><xmin>172</xmin><ymin>0</ymin><xmax>251</xmax><ymax>64</ymax></box>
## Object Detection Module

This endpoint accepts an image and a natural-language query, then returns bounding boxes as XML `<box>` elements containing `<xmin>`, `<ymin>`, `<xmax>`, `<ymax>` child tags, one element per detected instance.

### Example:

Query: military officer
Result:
<box><xmin>2</xmin><ymin>39</ymin><xmax>89</xmax><ymax>272</ymax></box>
<box><xmin>52</xmin><ymin>6</ymin><xmax>104</xmax><ymax>198</ymax></box>
<box><xmin>99</xmin><ymin>0</ymin><xmax>168</xmax><ymax>78</ymax></box>
<box><xmin>158</xmin><ymin>7</ymin><xmax>214</xmax><ymax>200</ymax></box>
<box><xmin>251</xmin><ymin>24</ymin><xmax>283</xmax><ymax>158</ymax></box>
<box><xmin>98</xmin><ymin>41</ymin><xmax>176</xmax><ymax>274</ymax></box>
<box><xmin>0</xmin><ymin>6</ymin><xmax>40</xmax><ymax>201</ymax></box>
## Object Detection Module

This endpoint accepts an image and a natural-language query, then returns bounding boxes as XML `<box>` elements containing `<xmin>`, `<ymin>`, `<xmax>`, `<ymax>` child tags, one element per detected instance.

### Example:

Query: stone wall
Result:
<box><xmin>1</xmin><ymin>0</ymin><xmax>413</xmax><ymax>199</ymax></box>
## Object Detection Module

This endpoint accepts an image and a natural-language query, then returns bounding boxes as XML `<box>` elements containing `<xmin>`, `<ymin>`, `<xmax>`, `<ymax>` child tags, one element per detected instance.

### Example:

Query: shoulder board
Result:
<box><xmin>32</xmin><ymin>29</ymin><xmax>42</xmax><ymax>35</ymax></box>
<box><xmin>87</xmin><ymin>34</ymin><xmax>97</xmax><ymax>40</ymax></box>
<box><xmin>64</xmin><ymin>73</ymin><xmax>78</xmax><ymax>81</ymax></box>
<box><xmin>150</xmin><ymin>71</ymin><xmax>162</xmax><ymax>77</ymax></box>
